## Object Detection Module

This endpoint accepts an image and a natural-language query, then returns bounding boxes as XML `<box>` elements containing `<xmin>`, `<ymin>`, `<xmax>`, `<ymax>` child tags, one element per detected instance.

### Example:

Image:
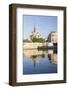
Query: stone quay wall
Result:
<box><xmin>23</xmin><ymin>42</ymin><xmax>47</xmax><ymax>49</ymax></box>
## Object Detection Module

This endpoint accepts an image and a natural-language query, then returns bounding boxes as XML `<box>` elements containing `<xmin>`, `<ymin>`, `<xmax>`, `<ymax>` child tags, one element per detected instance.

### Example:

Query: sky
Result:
<box><xmin>23</xmin><ymin>15</ymin><xmax>57</xmax><ymax>39</ymax></box>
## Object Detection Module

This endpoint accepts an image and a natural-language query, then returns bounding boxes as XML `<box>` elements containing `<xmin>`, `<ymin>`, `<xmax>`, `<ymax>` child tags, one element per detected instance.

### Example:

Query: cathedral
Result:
<box><xmin>30</xmin><ymin>26</ymin><xmax>42</xmax><ymax>41</ymax></box>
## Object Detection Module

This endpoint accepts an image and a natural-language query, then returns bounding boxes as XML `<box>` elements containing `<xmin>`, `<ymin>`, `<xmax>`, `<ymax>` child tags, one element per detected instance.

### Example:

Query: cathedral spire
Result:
<box><xmin>34</xmin><ymin>25</ymin><xmax>36</xmax><ymax>32</ymax></box>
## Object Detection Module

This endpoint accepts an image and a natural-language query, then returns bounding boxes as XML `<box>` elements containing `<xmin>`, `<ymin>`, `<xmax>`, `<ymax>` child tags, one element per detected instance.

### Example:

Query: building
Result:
<box><xmin>48</xmin><ymin>32</ymin><xmax>57</xmax><ymax>44</ymax></box>
<box><xmin>30</xmin><ymin>26</ymin><xmax>42</xmax><ymax>40</ymax></box>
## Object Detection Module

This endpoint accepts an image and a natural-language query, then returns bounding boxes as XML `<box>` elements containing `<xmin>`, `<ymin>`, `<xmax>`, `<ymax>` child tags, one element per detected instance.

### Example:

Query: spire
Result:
<box><xmin>34</xmin><ymin>25</ymin><xmax>36</xmax><ymax>32</ymax></box>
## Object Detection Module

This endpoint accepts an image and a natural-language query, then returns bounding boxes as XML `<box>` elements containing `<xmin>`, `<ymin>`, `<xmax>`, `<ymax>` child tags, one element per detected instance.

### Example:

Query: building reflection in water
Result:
<box><xmin>48</xmin><ymin>49</ymin><xmax>57</xmax><ymax>64</ymax></box>
<box><xmin>24</xmin><ymin>49</ymin><xmax>57</xmax><ymax>69</ymax></box>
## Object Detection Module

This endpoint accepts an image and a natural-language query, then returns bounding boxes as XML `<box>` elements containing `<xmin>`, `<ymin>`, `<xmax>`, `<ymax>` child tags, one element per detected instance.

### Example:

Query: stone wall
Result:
<box><xmin>23</xmin><ymin>42</ymin><xmax>47</xmax><ymax>49</ymax></box>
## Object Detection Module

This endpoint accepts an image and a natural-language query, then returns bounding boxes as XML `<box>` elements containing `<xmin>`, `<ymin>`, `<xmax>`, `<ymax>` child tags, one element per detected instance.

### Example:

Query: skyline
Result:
<box><xmin>23</xmin><ymin>15</ymin><xmax>57</xmax><ymax>39</ymax></box>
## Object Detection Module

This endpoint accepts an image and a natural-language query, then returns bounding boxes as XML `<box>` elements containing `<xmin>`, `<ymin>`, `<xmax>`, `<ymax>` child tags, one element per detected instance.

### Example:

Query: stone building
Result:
<box><xmin>48</xmin><ymin>32</ymin><xmax>57</xmax><ymax>44</ymax></box>
<box><xmin>30</xmin><ymin>26</ymin><xmax>42</xmax><ymax>40</ymax></box>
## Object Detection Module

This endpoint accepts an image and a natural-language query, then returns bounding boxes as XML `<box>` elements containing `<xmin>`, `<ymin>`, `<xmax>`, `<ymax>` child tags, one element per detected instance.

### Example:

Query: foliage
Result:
<box><xmin>31</xmin><ymin>36</ymin><xmax>45</xmax><ymax>43</ymax></box>
<box><xmin>23</xmin><ymin>39</ymin><xmax>31</xmax><ymax>42</ymax></box>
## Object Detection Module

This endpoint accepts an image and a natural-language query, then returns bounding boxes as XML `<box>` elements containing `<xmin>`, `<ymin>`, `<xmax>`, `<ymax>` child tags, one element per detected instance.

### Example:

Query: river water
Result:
<box><xmin>23</xmin><ymin>49</ymin><xmax>57</xmax><ymax>75</ymax></box>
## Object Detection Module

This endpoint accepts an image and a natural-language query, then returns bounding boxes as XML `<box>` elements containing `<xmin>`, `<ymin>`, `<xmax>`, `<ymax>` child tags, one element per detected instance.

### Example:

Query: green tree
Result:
<box><xmin>23</xmin><ymin>39</ymin><xmax>31</xmax><ymax>42</ymax></box>
<box><xmin>31</xmin><ymin>36</ymin><xmax>45</xmax><ymax>43</ymax></box>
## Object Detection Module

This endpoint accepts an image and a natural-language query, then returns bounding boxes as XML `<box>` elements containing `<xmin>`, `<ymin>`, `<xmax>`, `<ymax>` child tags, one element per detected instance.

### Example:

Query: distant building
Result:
<box><xmin>48</xmin><ymin>32</ymin><xmax>57</xmax><ymax>44</ymax></box>
<box><xmin>30</xmin><ymin>26</ymin><xmax>42</xmax><ymax>40</ymax></box>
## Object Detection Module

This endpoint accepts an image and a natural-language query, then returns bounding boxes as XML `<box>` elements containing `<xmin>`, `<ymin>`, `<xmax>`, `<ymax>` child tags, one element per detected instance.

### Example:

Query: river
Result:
<box><xmin>23</xmin><ymin>49</ymin><xmax>57</xmax><ymax>75</ymax></box>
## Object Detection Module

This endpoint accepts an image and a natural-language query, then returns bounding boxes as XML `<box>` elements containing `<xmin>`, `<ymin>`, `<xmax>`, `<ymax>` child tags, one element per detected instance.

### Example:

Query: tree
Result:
<box><xmin>30</xmin><ymin>36</ymin><xmax>45</xmax><ymax>43</ymax></box>
<box><xmin>23</xmin><ymin>39</ymin><xmax>31</xmax><ymax>42</ymax></box>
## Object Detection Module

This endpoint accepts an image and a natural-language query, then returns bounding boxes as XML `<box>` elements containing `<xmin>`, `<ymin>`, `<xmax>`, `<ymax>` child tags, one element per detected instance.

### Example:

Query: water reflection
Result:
<box><xmin>23</xmin><ymin>49</ymin><xmax>57</xmax><ymax>75</ymax></box>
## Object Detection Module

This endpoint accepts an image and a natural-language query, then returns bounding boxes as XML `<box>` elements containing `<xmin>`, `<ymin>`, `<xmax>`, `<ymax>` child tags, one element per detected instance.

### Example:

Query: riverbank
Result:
<box><xmin>23</xmin><ymin>42</ymin><xmax>57</xmax><ymax>50</ymax></box>
<box><xmin>23</xmin><ymin>42</ymin><xmax>47</xmax><ymax>49</ymax></box>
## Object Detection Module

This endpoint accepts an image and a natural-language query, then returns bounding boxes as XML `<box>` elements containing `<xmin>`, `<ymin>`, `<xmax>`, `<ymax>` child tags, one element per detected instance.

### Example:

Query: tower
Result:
<box><xmin>34</xmin><ymin>25</ymin><xmax>36</xmax><ymax>33</ymax></box>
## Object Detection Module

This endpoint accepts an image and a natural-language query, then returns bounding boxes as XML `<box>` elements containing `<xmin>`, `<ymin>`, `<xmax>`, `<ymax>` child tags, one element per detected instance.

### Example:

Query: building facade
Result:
<box><xmin>48</xmin><ymin>32</ymin><xmax>57</xmax><ymax>44</ymax></box>
<box><xmin>30</xmin><ymin>26</ymin><xmax>42</xmax><ymax>40</ymax></box>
